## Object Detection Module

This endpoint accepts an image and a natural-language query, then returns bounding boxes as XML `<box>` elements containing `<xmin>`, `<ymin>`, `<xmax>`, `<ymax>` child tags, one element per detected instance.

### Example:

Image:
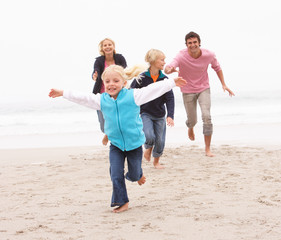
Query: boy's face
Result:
<box><xmin>186</xmin><ymin>37</ymin><xmax>200</xmax><ymax>54</ymax></box>
<box><xmin>152</xmin><ymin>54</ymin><xmax>166</xmax><ymax>70</ymax></box>
<box><xmin>103</xmin><ymin>71</ymin><xmax>127</xmax><ymax>99</ymax></box>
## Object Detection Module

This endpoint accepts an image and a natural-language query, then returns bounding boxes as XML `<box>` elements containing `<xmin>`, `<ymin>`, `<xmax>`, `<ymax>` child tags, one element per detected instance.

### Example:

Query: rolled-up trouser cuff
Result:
<box><xmin>203</xmin><ymin>124</ymin><xmax>213</xmax><ymax>136</ymax></box>
<box><xmin>144</xmin><ymin>143</ymin><xmax>153</xmax><ymax>149</ymax></box>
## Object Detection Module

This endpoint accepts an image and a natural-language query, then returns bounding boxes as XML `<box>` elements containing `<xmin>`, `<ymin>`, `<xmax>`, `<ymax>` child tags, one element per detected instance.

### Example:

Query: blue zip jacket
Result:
<box><xmin>100</xmin><ymin>88</ymin><xmax>145</xmax><ymax>151</ymax></box>
<box><xmin>130</xmin><ymin>70</ymin><xmax>175</xmax><ymax>119</ymax></box>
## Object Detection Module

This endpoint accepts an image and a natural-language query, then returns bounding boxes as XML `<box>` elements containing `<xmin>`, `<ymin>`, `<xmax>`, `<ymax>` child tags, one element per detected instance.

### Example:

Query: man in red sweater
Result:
<box><xmin>165</xmin><ymin>31</ymin><xmax>234</xmax><ymax>157</ymax></box>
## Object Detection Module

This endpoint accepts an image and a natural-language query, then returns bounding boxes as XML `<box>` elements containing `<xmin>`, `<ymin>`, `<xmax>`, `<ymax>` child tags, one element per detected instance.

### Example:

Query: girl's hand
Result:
<box><xmin>49</xmin><ymin>89</ymin><xmax>63</xmax><ymax>98</ymax></box>
<box><xmin>174</xmin><ymin>77</ymin><xmax>187</xmax><ymax>87</ymax></box>
<box><xmin>92</xmin><ymin>71</ymin><xmax>98</xmax><ymax>81</ymax></box>
<box><xmin>166</xmin><ymin>117</ymin><xmax>174</xmax><ymax>127</ymax></box>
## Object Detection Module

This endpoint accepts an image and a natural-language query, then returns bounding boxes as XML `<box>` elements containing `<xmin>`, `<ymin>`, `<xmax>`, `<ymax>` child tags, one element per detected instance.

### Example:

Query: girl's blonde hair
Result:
<box><xmin>98</xmin><ymin>38</ymin><xmax>116</xmax><ymax>56</ymax></box>
<box><xmin>101</xmin><ymin>64</ymin><xmax>147</xmax><ymax>83</ymax></box>
<box><xmin>145</xmin><ymin>49</ymin><xmax>165</xmax><ymax>65</ymax></box>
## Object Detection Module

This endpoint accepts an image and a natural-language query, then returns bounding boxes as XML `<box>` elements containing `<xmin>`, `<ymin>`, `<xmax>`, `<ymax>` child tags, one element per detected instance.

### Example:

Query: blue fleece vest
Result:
<box><xmin>100</xmin><ymin>88</ymin><xmax>145</xmax><ymax>151</ymax></box>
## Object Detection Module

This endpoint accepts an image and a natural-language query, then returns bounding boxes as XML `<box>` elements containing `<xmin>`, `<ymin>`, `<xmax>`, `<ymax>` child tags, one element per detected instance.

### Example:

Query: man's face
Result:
<box><xmin>186</xmin><ymin>37</ymin><xmax>200</xmax><ymax>53</ymax></box>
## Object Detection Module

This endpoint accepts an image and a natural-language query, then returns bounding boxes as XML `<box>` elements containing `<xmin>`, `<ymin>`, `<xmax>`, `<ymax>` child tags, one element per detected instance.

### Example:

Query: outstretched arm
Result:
<box><xmin>134</xmin><ymin>77</ymin><xmax>186</xmax><ymax>106</ymax></box>
<box><xmin>216</xmin><ymin>70</ymin><xmax>235</xmax><ymax>97</ymax></box>
<box><xmin>164</xmin><ymin>65</ymin><xmax>179</xmax><ymax>74</ymax></box>
<box><xmin>49</xmin><ymin>89</ymin><xmax>101</xmax><ymax>110</ymax></box>
<box><xmin>49</xmin><ymin>89</ymin><xmax>63</xmax><ymax>98</ymax></box>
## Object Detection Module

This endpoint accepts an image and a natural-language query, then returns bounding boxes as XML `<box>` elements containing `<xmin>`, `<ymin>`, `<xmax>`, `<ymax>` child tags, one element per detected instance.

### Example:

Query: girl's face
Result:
<box><xmin>102</xmin><ymin>39</ymin><xmax>115</xmax><ymax>55</ymax></box>
<box><xmin>103</xmin><ymin>71</ymin><xmax>127</xmax><ymax>99</ymax></box>
<box><xmin>152</xmin><ymin>54</ymin><xmax>166</xmax><ymax>70</ymax></box>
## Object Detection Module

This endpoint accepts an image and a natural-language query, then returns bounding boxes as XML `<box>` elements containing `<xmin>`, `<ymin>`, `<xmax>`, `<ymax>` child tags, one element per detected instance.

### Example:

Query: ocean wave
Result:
<box><xmin>1</xmin><ymin>90</ymin><xmax>280</xmax><ymax>137</ymax></box>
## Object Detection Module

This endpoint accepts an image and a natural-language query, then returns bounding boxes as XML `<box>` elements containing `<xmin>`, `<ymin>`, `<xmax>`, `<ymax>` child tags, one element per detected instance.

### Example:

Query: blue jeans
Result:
<box><xmin>109</xmin><ymin>144</ymin><xmax>143</xmax><ymax>207</ymax></box>
<box><xmin>141</xmin><ymin>113</ymin><xmax>166</xmax><ymax>158</ymax></box>
<box><xmin>97</xmin><ymin>110</ymin><xmax>105</xmax><ymax>133</ymax></box>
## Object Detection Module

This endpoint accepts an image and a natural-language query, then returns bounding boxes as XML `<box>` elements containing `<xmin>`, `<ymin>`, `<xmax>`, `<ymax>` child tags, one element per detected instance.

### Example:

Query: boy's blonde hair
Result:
<box><xmin>98</xmin><ymin>38</ymin><xmax>116</xmax><ymax>56</ymax></box>
<box><xmin>145</xmin><ymin>49</ymin><xmax>165</xmax><ymax>65</ymax></box>
<box><xmin>102</xmin><ymin>65</ymin><xmax>147</xmax><ymax>84</ymax></box>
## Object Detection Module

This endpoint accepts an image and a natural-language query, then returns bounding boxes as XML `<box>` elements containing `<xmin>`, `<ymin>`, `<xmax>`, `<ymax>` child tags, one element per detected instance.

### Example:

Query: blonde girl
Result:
<box><xmin>49</xmin><ymin>65</ymin><xmax>186</xmax><ymax>213</ymax></box>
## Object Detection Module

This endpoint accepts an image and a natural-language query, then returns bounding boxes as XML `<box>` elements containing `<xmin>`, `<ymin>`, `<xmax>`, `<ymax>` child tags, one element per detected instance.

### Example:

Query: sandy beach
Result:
<box><xmin>1</xmin><ymin>123</ymin><xmax>281</xmax><ymax>240</ymax></box>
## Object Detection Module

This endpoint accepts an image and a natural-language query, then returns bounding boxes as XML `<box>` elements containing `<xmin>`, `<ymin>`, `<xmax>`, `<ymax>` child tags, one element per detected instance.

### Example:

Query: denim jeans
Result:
<box><xmin>141</xmin><ymin>113</ymin><xmax>166</xmax><ymax>158</ymax></box>
<box><xmin>96</xmin><ymin>110</ymin><xmax>105</xmax><ymax>133</ymax></box>
<box><xmin>182</xmin><ymin>88</ymin><xmax>213</xmax><ymax>136</ymax></box>
<box><xmin>109</xmin><ymin>144</ymin><xmax>143</xmax><ymax>207</ymax></box>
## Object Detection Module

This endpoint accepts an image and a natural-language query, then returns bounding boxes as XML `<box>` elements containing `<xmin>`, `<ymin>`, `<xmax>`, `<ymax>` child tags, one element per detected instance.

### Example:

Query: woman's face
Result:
<box><xmin>102</xmin><ymin>40</ymin><xmax>115</xmax><ymax>55</ymax></box>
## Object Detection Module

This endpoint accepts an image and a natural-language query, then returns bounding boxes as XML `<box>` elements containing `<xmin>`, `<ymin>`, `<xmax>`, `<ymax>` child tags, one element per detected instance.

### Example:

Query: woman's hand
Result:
<box><xmin>92</xmin><ymin>71</ymin><xmax>98</xmax><ymax>81</ymax></box>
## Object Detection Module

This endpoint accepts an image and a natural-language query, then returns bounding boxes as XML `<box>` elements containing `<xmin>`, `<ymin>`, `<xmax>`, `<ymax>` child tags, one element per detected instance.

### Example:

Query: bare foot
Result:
<box><xmin>138</xmin><ymin>175</ymin><xmax>146</xmax><ymax>185</ymax></box>
<box><xmin>153</xmin><ymin>157</ymin><xmax>165</xmax><ymax>169</ymax></box>
<box><xmin>102</xmin><ymin>135</ymin><xmax>108</xmax><ymax>146</ymax></box>
<box><xmin>153</xmin><ymin>162</ymin><xmax>165</xmax><ymax>169</ymax></box>
<box><xmin>205</xmin><ymin>149</ymin><xmax>215</xmax><ymax>157</ymax></box>
<box><xmin>144</xmin><ymin>148</ymin><xmax>152</xmax><ymax>162</ymax></box>
<box><xmin>113</xmin><ymin>202</ymin><xmax>129</xmax><ymax>213</ymax></box>
<box><xmin>188</xmin><ymin>128</ymin><xmax>195</xmax><ymax>141</ymax></box>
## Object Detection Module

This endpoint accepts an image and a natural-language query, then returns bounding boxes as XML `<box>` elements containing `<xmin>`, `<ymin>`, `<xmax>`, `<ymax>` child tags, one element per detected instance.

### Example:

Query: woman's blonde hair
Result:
<box><xmin>145</xmin><ymin>49</ymin><xmax>165</xmax><ymax>65</ymax></box>
<box><xmin>101</xmin><ymin>64</ymin><xmax>147</xmax><ymax>84</ymax></box>
<box><xmin>98</xmin><ymin>38</ymin><xmax>116</xmax><ymax>56</ymax></box>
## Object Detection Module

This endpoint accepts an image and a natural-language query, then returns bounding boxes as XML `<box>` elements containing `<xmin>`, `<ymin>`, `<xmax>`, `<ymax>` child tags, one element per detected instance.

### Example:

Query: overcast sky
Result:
<box><xmin>1</xmin><ymin>0</ymin><xmax>281</xmax><ymax>99</ymax></box>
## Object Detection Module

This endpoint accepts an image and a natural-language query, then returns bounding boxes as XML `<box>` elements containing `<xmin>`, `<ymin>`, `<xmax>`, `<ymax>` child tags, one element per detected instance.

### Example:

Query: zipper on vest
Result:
<box><xmin>115</xmin><ymin>101</ymin><xmax>126</xmax><ymax>150</ymax></box>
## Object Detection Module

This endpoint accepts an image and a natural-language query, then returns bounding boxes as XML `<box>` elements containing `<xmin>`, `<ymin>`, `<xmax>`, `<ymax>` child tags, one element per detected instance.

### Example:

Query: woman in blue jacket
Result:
<box><xmin>130</xmin><ymin>49</ymin><xmax>174</xmax><ymax>169</ymax></box>
<box><xmin>92</xmin><ymin>38</ymin><xmax>127</xmax><ymax>145</ymax></box>
<box><xmin>49</xmin><ymin>64</ymin><xmax>186</xmax><ymax>213</ymax></box>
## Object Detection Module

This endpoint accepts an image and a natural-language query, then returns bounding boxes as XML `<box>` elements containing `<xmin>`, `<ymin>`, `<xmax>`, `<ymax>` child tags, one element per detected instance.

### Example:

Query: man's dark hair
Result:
<box><xmin>185</xmin><ymin>31</ymin><xmax>201</xmax><ymax>45</ymax></box>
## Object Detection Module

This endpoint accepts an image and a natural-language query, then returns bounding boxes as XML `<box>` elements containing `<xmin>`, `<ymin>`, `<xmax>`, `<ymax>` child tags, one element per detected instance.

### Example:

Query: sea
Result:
<box><xmin>0</xmin><ymin>89</ymin><xmax>281</xmax><ymax>149</ymax></box>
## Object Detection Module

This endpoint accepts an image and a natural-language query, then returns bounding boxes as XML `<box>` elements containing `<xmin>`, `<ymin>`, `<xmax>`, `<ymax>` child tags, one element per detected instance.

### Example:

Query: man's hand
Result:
<box><xmin>223</xmin><ymin>86</ymin><xmax>235</xmax><ymax>97</ymax></box>
<box><xmin>165</xmin><ymin>66</ymin><xmax>179</xmax><ymax>74</ymax></box>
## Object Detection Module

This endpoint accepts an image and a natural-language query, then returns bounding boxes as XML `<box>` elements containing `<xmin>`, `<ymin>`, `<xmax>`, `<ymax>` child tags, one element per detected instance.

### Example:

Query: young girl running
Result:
<box><xmin>49</xmin><ymin>65</ymin><xmax>186</xmax><ymax>213</ymax></box>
